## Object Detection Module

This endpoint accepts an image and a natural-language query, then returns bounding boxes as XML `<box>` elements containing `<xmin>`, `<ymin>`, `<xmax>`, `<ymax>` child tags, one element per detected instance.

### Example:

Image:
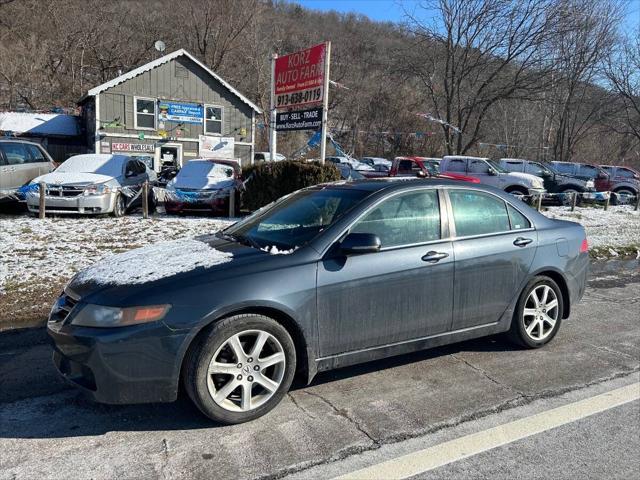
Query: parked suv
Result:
<box><xmin>599</xmin><ymin>165</ymin><xmax>639</xmax><ymax>197</ymax></box>
<box><xmin>440</xmin><ymin>156</ymin><xmax>545</xmax><ymax>195</ymax></box>
<box><xmin>498</xmin><ymin>158</ymin><xmax>594</xmax><ymax>194</ymax></box>
<box><xmin>0</xmin><ymin>139</ymin><xmax>55</xmax><ymax>202</ymax></box>
<box><xmin>549</xmin><ymin>161</ymin><xmax>611</xmax><ymax>192</ymax></box>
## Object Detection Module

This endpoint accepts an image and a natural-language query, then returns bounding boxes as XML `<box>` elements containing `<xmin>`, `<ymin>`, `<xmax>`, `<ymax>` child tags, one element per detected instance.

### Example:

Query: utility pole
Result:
<box><xmin>269</xmin><ymin>53</ymin><xmax>278</xmax><ymax>162</ymax></box>
<box><xmin>319</xmin><ymin>42</ymin><xmax>331</xmax><ymax>165</ymax></box>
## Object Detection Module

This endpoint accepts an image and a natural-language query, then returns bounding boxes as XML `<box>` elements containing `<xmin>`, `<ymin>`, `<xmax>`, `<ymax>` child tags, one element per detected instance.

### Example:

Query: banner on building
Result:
<box><xmin>112</xmin><ymin>142</ymin><xmax>155</xmax><ymax>153</ymax></box>
<box><xmin>199</xmin><ymin>135</ymin><xmax>234</xmax><ymax>159</ymax></box>
<box><xmin>276</xmin><ymin>107</ymin><xmax>322</xmax><ymax>131</ymax></box>
<box><xmin>159</xmin><ymin>101</ymin><xmax>204</xmax><ymax>124</ymax></box>
<box><xmin>274</xmin><ymin>43</ymin><xmax>326</xmax><ymax>110</ymax></box>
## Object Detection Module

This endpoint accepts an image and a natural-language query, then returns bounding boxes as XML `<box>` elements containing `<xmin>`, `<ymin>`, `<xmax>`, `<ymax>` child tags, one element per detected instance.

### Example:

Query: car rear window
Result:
<box><xmin>0</xmin><ymin>143</ymin><xmax>30</xmax><ymax>165</ymax></box>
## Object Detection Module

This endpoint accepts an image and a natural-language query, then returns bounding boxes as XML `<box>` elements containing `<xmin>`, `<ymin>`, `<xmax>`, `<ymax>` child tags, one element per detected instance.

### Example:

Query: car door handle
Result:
<box><xmin>422</xmin><ymin>251</ymin><xmax>449</xmax><ymax>263</ymax></box>
<box><xmin>513</xmin><ymin>237</ymin><xmax>533</xmax><ymax>247</ymax></box>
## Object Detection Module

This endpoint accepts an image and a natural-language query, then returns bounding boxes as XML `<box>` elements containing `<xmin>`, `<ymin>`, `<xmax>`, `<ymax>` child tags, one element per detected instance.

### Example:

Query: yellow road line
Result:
<box><xmin>335</xmin><ymin>383</ymin><xmax>640</xmax><ymax>480</ymax></box>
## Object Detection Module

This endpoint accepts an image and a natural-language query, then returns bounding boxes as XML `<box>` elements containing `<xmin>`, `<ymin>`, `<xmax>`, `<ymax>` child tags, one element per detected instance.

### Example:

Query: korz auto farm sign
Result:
<box><xmin>275</xmin><ymin>43</ymin><xmax>326</xmax><ymax>109</ymax></box>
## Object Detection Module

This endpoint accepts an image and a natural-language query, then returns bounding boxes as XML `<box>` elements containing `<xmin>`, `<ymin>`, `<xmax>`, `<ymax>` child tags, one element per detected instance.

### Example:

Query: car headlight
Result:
<box><xmin>586</xmin><ymin>179</ymin><xmax>595</xmax><ymax>189</ymax></box>
<box><xmin>83</xmin><ymin>184</ymin><xmax>111</xmax><ymax>196</ymax></box>
<box><xmin>532</xmin><ymin>178</ymin><xmax>544</xmax><ymax>189</ymax></box>
<box><xmin>71</xmin><ymin>303</ymin><xmax>171</xmax><ymax>327</ymax></box>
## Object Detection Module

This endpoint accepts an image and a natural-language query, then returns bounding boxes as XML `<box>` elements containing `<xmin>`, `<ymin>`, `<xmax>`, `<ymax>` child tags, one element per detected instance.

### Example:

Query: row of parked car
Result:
<box><xmin>329</xmin><ymin>154</ymin><xmax>640</xmax><ymax>199</ymax></box>
<box><xmin>2</xmin><ymin>138</ymin><xmax>639</xmax><ymax>218</ymax></box>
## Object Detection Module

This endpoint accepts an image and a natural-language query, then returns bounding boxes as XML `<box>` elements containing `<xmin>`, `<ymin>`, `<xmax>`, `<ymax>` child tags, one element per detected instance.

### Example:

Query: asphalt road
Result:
<box><xmin>0</xmin><ymin>260</ymin><xmax>638</xmax><ymax>480</ymax></box>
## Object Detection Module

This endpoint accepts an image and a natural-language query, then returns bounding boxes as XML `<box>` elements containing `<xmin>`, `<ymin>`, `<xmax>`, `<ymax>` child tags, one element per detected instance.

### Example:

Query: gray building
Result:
<box><xmin>78</xmin><ymin>49</ymin><xmax>261</xmax><ymax>170</ymax></box>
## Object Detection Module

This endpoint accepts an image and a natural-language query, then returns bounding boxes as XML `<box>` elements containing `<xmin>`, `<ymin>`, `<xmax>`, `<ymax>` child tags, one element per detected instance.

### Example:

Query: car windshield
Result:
<box><xmin>486</xmin><ymin>159</ymin><xmax>508</xmax><ymax>173</ymax></box>
<box><xmin>178</xmin><ymin>161</ymin><xmax>234</xmax><ymax>180</ymax></box>
<box><xmin>223</xmin><ymin>188</ymin><xmax>369</xmax><ymax>250</ymax></box>
<box><xmin>56</xmin><ymin>155</ymin><xmax>124</xmax><ymax>177</ymax></box>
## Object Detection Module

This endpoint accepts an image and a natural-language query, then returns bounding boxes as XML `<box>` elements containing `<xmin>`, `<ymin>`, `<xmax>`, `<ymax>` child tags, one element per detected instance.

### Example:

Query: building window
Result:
<box><xmin>134</xmin><ymin>96</ymin><xmax>156</xmax><ymax>130</ymax></box>
<box><xmin>205</xmin><ymin>105</ymin><xmax>223</xmax><ymax>134</ymax></box>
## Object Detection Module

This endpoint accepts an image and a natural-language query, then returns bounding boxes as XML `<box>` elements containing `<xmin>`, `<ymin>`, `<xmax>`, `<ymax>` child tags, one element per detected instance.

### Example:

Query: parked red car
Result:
<box><xmin>599</xmin><ymin>165</ymin><xmax>640</xmax><ymax>197</ymax></box>
<box><xmin>389</xmin><ymin>156</ymin><xmax>480</xmax><ymax>183</ymax></box>
<box><xmin>164</xmin><ymin>159</ymin><xmax>241</xmax><ymax>216</ymax></box>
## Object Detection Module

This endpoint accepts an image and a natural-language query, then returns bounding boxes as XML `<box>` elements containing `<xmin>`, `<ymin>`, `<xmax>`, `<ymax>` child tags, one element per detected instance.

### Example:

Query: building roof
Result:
<box><xmin>0</xmin><ymin>112</ymin><xmax>80</xmax><ymax>137</ymax></box>
<box><xmin>84</xmin><ymin>49</ymin><xmax>261</xmax><ymax>113</ymax></box>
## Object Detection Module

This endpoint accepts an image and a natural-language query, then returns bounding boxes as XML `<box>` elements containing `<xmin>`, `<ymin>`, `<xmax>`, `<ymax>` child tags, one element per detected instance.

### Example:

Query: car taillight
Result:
<box><xmin>580</xmin><ymin>238</ymin><xmax>589</xmax><ymax>253</ymax></box>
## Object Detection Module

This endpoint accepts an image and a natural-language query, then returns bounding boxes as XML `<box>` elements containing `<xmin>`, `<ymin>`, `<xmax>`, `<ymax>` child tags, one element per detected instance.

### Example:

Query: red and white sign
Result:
<box><xmin>274</xmin><ymin>43</ymin><xmax>326</xmax><ymax>109</ymax></box>
<box><xmin>112</xmin><ymin>142</ymin><xmax>154</xmax><ymax>153</ymax></box>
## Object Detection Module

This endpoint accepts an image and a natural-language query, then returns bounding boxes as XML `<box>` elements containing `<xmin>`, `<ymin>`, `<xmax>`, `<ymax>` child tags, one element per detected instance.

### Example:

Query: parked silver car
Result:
<box><xmin>0</xmin><ymin>139</ymin><xmax>55</xmax><ymax>202</ymax></box>
<box><xmin>27</xmin><ymin>154</ymin><xmax>157</xmax><ymax>216</ymax></box>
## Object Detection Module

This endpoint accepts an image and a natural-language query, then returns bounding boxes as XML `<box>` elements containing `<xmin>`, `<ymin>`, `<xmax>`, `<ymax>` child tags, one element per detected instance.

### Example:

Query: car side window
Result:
<box><xmin>617</xmin><ymin>168</ymin><xmax>636</xmax><ymax>178</ymax></box>
<box><xmin>507</xmin><ymin>204</ymin><xmax>531</xmax><ymax>230</ymax></box>
<box><xmin>134</xmin><ymin>160</ymin><xmax>146</xmax><ymax>174</ymax></box>
<box><xmin>0</xmin><ymin>143</ymin><xmax>29</xmax><ymax>165</ymax></box>
<box><xmin>525</xmin><ymin>162</ymin><xmax>546</xmax><ymax>177</ymax></box>
<box><xmin>25</xmin><ymin>144</ymin><xmax>47</xmax><ymax>163</ymax></box>
<box><xmin>447</xmin><ymin>159</ymin><xmax>466</xmax><ymax>173</ymax></box>
<box><xmin>449</xmin><ymin>190</ymin><xmax>511</xmax><ymax>237</ymax></box>
<box><xmin>578</xmin><ymin>165</ymin><xmax>597</xmax><ymax>177</ymax></box>
<box><xmin>503</xmin><ymin>161</ymin><xmax>522</xmax><ymax>172</ymax></box>
<box><xmin>552</xmin><ymin>163</ymin><xmax>573</xmax><ymax>174</ymax></box>
<box><xmin>468</xmin><ymin>160</ymin><xmax>490</xmax><ymax>174</ymax></box>
<box><xmin>351</xmin><ymin>190</ymin><xmax>441</xmax><ymax>247</ymax></box>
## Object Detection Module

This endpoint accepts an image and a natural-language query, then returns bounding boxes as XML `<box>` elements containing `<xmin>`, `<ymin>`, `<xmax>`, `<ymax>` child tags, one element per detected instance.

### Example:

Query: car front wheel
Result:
<box><xmin>112</xmin><ymin>194</ymin><xmax>126</xmax><ymax>217</ymax></box>
<box><xmin>508</xmin><ymin>276</ymin><xmax>563</xmax><ymax>348</ymax></box>
<box><xmin>183</xmin><ymin>314</ymin><xmax>296</xmax><ymax>424</ymax></box>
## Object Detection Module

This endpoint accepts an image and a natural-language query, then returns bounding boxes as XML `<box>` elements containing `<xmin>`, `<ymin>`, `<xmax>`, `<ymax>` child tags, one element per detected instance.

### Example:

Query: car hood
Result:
<box><xmin>33</xmin><ymin>172</ymin><xmax>117</xmax><ymax>186</ymax></box>
<box><xmin>171</xmin><ymin>176</ymin><xmax>236</xmax><ymax>190</ymax></box>
<box><xmin>439</xmin><ymin>172</ymin><xmax>480</xmax><ymax>183</ymax></box>
<box><xmin>66</xmin><ymin>235</ymin><xmax>290</xmax><ymax>303</ymax></box>
<box><xmin>505</xmin><ymin>172</ymin><xmax>542</xmax><ymax>184</ymax></box>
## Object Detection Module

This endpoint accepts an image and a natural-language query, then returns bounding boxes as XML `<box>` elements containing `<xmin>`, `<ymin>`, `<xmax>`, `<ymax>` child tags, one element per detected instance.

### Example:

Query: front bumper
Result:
<box><xmin>48</xmin><ymin>319</ymin><xmax>189</xmax><ymax>404</ymax></box>
<box><xmin>165</xmin><ymin>196</ymin><xmax>230</xmax><ymax>214</ymax></box>
<box><xmin>27</xmin><ymin>192</ymin><xmax>115</xmax><ymax>214</ymax></box>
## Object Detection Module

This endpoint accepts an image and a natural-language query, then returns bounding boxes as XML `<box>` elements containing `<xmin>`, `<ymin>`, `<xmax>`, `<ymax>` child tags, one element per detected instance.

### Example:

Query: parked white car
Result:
<box><xmin>27</xmin><ymin>154</ymin><xmax>157</xmax><ymax>216</ymax></box>
<box><xmin>254</xmin><ymin>152</ymin><xmax>286</xmax><ymax>162</ymax></box>
<box><xmin>326</xmin><ymin>155</ymin><xmax>375</xmax><ymax>171</ymax></box>
<box><xmin>440</xmin><ymin>155</ymin><xmax>545</xmax><ymax>196</ymax></box>
<box><xmin>360</xmin><ymin>156</ymin><xmax>392</xmax><ymax>168</ymax></box>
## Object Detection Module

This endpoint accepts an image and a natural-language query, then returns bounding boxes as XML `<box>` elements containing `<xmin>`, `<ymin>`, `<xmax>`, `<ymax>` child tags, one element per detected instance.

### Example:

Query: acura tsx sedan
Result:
<box><xmin>48</xmin><ymin>179</ymin><xmax>589</xmax><ymax>424</ymax></box>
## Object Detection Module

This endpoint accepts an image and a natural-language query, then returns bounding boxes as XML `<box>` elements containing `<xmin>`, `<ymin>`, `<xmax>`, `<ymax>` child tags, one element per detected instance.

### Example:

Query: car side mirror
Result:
<box><xmin>488</xmin><ymin>168</ymin><xmax>497</xmax><ymax>176</ymax></box>
<box><xmin>597</xmin><ymin>173</ymin><xmax>608</xmax><ymax>179</ymax></box>
<box><xmin>340</xmin><ymin>233</ymin><xmax>381</xmax><ymax>255</ymax></box>
<box><xmin>125</xmin><ymin>170</ymin><xmax>134</xmax><ymax>178</ymax></box>
<box><xmin>416</xmin><ymin>170</ymin><xmax>427</xmax><ymax>178</ymax></box>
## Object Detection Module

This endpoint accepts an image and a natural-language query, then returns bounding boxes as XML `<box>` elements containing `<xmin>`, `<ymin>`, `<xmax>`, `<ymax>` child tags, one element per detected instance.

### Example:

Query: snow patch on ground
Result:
<box><xmin>542</xmin><ymin>205</ymin><xmax>640</xmax><ymax>248</ymax></box>
<box><xmin>73</xmin><ymin>238</ymin><xmax>232</xmax><ymax>286</ymax></box>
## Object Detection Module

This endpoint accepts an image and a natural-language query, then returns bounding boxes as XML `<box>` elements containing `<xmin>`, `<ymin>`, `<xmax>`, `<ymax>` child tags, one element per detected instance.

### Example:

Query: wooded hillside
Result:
<box><xmin>0</xmin><ymin>0</ymin><xmax>638</xmax><ymax>166</ymax></box>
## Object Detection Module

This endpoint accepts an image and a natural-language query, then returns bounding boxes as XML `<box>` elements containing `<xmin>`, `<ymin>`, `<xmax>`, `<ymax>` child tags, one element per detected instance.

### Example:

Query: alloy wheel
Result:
<box><xmin>523</xmin><ymin>284</ymin><xmax>559</xmax><ymax>341</ymax></box>
<box><xmin>206</xmin><ymin>330</ymin><xmax>286</xmax><ymax>412</ymax></box>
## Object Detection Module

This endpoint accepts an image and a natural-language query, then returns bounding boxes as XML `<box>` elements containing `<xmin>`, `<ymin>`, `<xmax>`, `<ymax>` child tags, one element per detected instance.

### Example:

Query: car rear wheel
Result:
<box><xmin>112</xmin><ymin>194</ymin><xmax>126</xmax><ymax>217</ymax></box>
<box><xmin>183</xmin><ymin>314</ymin><xmax>296</xmax><ymax>424</ymax></box>
<box><xmin>613</xmin><ymin>188</ymin><xmax>636</xmax><ymax>205</ymax></box>
<box><xmin>508</xmin><ymin>276</ymin><xmax>563</xmax><ymax>348</ymax></box>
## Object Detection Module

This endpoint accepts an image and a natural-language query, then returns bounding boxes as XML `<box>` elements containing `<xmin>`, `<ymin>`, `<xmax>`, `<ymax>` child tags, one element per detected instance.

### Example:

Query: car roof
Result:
<box><xmin>0</xmin><ymin>138</ymin><xmax>45</xmax><ymax>147</ymax></box>
<box><xmin>442</xmin><ymin>155</ymin><xmax>489</xmax><ymax>161</ymax></box>
<box><xmin>313</xmin><ymin>177</ymin><xmax>497</xmax><ymax>193</ymax></box>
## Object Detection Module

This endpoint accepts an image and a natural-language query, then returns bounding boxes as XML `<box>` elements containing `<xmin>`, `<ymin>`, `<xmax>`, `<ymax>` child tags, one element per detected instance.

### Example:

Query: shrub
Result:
<box><xmin>241</xmin><ymin>160</ymin><xmax>341</xmax><ymax>211</ymax></box>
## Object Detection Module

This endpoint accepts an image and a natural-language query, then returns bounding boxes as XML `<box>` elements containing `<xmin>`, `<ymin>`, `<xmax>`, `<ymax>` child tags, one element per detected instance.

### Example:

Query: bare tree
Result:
<box><xmin>404</xmin><ymin>0</ymin><xmax>559</xmax><ymax>154</ymax></box>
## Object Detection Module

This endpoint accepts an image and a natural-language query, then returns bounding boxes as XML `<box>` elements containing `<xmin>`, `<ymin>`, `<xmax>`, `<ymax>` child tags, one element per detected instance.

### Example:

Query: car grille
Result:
<box><xmin>49</xmin><ymin>290</ymin><xmax>80</xmax><ymax>324</ymax></box>
<box><xmin>45</xmin><ymin>185</ymin><xmax>84</xmax><ymax>197</ymax></box>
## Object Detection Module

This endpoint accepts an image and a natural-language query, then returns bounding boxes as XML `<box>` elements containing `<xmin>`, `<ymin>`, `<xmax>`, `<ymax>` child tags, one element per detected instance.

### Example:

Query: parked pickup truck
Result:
<box><xmin>549</xmin><ymin>161</ymin><xmax>611</xmax><ymax>192</ymax></box>
<box><xmin>498</xmin><ymin>158</ymin><xmax>594</xmax><ymax>194</ymax></box>
<box><xmin>599</xmin><ymin>165</ymin><xmax>639</xmax><ymax>198</ymax></box>
<box><xmin>440</xmin><ymin>156</ymin><xmax>545</xmax><ymax>196</ymax></box>
<box><xmin>389</xmin><ymin>156</ymin><xmax>480</xmax><ymax>183</ymax></box>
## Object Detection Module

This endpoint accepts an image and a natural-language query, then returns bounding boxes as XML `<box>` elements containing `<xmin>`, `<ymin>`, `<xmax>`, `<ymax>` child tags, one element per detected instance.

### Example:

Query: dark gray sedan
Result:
<box><xmin>48</xmin><ymin>179</ymin><xmax>589</xmax><ymax>424</ymax></box>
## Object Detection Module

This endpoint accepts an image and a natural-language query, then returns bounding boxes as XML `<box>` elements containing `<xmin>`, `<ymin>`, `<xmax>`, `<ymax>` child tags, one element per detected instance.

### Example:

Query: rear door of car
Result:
<box><xmin>446</xmin><ymin>188</ymin><xmax>537</xmax><ymax>330</ymax></box>
<box><xmin>317</xmin><ymin>188</ymin><xmax>454</xmax><ymax>356</ymax></box>
<box><xmin>467</xmin><ymin>158</ymin><xmax>500</xmax><ymax>188</ymax></box>
<box><xmin>24</xmin><ymin>144</ymin><xmax>53</xmax><ymax>177</ymax></box>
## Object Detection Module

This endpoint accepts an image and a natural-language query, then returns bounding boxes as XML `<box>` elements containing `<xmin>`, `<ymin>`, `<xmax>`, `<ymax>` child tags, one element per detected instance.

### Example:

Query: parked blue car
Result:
<box><xmin>48</xmin><ymin>179</ymin><xmax>589</xmax><ymax>424</ymax></box>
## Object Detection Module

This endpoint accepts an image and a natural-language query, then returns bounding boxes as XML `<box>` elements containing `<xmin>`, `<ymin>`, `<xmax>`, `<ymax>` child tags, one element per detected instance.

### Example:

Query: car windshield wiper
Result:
<box><xmin>221</xmin><ymin>231</ymin><xmax>261</xmax><ymax>250</ymax></box>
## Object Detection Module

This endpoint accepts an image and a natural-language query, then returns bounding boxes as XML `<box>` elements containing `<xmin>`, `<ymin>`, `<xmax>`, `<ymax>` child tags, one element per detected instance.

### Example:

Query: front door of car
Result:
<box><xmin>468</xmin><ymin>159</ymin><xmax>501</xmax><ymax>189</ymax></box>
<box><xmin>317</xmin><ymin>188</ymin><xmax>454</xmax><ymax>357</ymax></box>
<box><xmin>447</xmin><ymin>189</ymin><xmax>537</xmax><ymax>330</ymax></box>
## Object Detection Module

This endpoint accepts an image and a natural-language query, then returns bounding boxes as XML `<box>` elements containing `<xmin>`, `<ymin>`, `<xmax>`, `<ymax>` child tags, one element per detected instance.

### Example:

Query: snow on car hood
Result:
<box><xmin>32</xmin><ymin>172</ymin><xmax>116</xmax><ymax>186</ymax></box>
<box><xmin>171</xmin><ymin>176</ymin><xmax>236</xmax><ymax>190</ymax></box>
<box><xmin>506</xmin><ymin>171</ymin><xmax>544</xmax><ymax>185</ymax></box>
<box><xmin>72</xmin><ymin>238</ymin><xmax>233</xmax><ymax>286</ymax></box>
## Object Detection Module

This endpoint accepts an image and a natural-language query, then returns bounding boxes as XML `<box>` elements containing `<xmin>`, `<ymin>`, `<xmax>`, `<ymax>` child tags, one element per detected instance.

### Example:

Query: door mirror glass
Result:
<box><xmin>340</xmin><ymin>233</ymin><xmax>381</xmax><ymax>255</ymax></box>
<box><xmin>416</xmin><ymin>170</ymin><xmax>427</xmax><ymax>178</ymax></box>
<box><xmin>488</xmin><ymin>168</ymin><xmax>498</xmax><ymax>176</ymax></box>
<box><xmin>125</xmin><ymin>169</ymin><xmax>135</xmax><ymax>177</ymax></box>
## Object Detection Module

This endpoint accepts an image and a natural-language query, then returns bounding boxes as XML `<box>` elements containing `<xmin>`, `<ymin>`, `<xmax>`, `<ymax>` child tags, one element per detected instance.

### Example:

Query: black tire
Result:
<box><xmin>612</xmin><ymin>189</ymin><xmax>636</xmax><ymax>206</ymax></box>
<box><xmin>112</xmin><ymin>194</ymin><xmax>126</xmax><ymax>217</ymax></box>
<box><xmin>508</xmin><ymin>275</ymin><xmax>564</xmax><ymax>348</ymax></box>
<box><xmin>505</xmin><ymin>186</ymin><xmax>528</xmax><ymax>196</ymax></box>
<box><xmin>183</xmin><ymin>314</ymin><xmax>296</xmax><ymax>424</ymax></box>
